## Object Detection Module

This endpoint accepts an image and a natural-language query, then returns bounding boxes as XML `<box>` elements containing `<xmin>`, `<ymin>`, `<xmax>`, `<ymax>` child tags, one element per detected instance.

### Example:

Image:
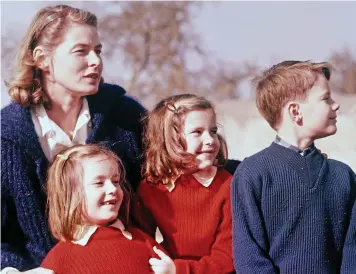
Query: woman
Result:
<box><xmin>1</xmin><ymin>5</ymin><xmax>146</xmax><ymax>273</ymax></box>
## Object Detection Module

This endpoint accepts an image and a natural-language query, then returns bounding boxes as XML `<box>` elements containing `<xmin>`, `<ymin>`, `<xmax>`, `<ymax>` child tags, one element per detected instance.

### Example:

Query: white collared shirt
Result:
<box><xmin>30</xmin><ymin>98</ymin><xmax>91</xmax><ymax>161</ymax></box>
<box><xmin>166</xmin><ymin>166</ymin><xmax>218</xmax><ymax>192</ymax></box>
<box><xmin>73</xmin><ymin>219</ymin><xmax>133</xmax><ymax>246</ymax></box>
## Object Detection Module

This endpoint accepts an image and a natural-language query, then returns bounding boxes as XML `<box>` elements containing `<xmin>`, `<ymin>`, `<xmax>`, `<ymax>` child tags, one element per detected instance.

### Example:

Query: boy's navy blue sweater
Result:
<box><xmin>1</xmin><ymin>84</ymin><xmax>146</xmax><ymax>271</ymax></box>
<box><xmin>231</xmin><ymin>142</ymin><xmax>356</xmax><ymax>274</ymax></box>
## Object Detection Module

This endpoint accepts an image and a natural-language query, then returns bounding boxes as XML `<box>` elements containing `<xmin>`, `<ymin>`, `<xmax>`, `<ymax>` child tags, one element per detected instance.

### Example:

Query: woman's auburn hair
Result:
<box><xmin>46</xmin><ymin>144</ymin><xmax>127</xmax><ymax>242</ymax></box>
<box><xmin>143</xmin><ymin>94</ymin><xmax>228</xmax><ymax>185</ymax></box>
<box><xmin>6</xmin><ymin>5</ymin><xmax>101</xmax><ymax>108</ymax></box>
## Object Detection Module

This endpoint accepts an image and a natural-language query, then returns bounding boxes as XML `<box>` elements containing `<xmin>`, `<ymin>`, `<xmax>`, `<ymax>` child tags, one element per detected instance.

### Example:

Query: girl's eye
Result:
<box><xmin>112</xmin><ymin>180</ymin><xmax>120</xmax><ymax>185</ymax></box>
<box><xmin>95</xmin><ymin>49</ymin><xmax>102</xmax><ymax>55</ymax></box>
<box><xmin>95</xmin><ymin>181</ymin><xmax>104</xmax><ymax>186</ymax></box>
<box><xmin>211</xmin><ymin>129</ymin><xmax>218</xmax><ymax>134</ymax></box>
<box><xmin>192</xmin><ymin>130</ymin><xmax>202</xmax><ymax>135</ymax></box>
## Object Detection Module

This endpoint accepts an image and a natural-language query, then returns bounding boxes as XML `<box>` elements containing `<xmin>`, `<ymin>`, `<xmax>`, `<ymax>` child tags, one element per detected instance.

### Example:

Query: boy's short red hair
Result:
<box><xmin>254</xmin><ymin>60</ymin><xmax>332</xmax><ymax>130</ymax></box>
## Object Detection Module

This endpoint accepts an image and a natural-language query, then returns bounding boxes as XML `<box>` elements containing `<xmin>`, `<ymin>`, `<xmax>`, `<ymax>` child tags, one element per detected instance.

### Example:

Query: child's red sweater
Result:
<box><xmin>136</xmin><ymin>168</ymin><xmax>234</xmax><ymax>274</ymax></box>
<box><xmin>41</xmin><ymin>226</ymin><xmax>159</xmax><ymax>274</ymax></box>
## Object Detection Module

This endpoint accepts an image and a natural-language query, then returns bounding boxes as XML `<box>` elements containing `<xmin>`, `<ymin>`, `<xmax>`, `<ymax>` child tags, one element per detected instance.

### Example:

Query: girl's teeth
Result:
<box><xmin>103</xmin><ymin>201</ymin><xmax>115</xmax><ymax>205</ymax></box>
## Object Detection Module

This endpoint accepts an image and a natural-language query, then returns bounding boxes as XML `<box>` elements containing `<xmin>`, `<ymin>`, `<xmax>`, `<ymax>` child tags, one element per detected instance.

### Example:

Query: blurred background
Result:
<box><xmin>1</xmin><ymin>1</ymin><xmax>355</xmax><ymax>169</ymax></box>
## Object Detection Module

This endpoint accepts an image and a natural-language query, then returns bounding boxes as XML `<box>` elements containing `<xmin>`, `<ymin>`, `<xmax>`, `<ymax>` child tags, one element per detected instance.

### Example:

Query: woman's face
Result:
<box><xmin>46</xmin><ymin>23</ymin><xmax>103</xmax><ymax>96</ymax></box>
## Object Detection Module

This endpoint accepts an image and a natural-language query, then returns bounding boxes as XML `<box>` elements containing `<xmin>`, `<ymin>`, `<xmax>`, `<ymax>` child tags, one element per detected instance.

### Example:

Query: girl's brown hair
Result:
<box><xmin>6</xmin><ymin>5</ymin><xmax>102</xmax><ymax>108</ymax></box>
<box><xmin>46</xmin><ymin>144</ymin><xmax>126</xmax><ymax>242</ymax></box>
<box><xmin>143</xmin><ymin>94</ymin><xmax>228</xmax><ymax>185</ymax></box>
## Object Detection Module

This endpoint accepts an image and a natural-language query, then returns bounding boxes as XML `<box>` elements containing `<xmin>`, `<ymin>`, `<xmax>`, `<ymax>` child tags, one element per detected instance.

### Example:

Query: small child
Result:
<box><xmin>41</xmin><ymin>144</ymin><xmax>176</xmax><ymax>274</ymax></box>
<box><xmin>135</xmin><ymin>94</ymin><xmax>234</xmax><ymax>273</ymax></box>
<box><xmin>231</xmin><ymin>61</ymin><xmax>356</xmax><ymax>273</ymax></box>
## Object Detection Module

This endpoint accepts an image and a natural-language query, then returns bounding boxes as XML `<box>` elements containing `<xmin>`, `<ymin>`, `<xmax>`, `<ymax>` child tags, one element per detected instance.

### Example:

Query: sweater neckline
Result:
<box><xmin>267</xmin><ymin>142</ymin><xmax>326</xmax><ymax>189</ymax></box>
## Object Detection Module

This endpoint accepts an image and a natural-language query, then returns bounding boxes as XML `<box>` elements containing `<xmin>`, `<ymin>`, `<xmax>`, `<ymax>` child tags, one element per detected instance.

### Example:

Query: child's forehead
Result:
<box><xmin>184</xmin><ymin>108</ymin><xmax>215</xmax><ymax>118</ymax></box>
<box><xmin>82</xmin><ymin>155</ymin><xmax>118</xmax><ymax>169</ymax></box>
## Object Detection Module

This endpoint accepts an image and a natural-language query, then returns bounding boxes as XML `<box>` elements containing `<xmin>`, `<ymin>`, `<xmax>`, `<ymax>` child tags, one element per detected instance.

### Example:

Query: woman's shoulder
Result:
<box><xmin>92</xmin><ymin>83</ymin><xmax>143</xmax><ymax>107</ymax></box>
<box><xmin>1</xmin><ymin>102</ymin><xmax>27</xmax><ymax>123</ymax></box>
<box><xmin>1</xmin><ymin>103</ymin><xmax>32</xmax><ymax>141</ymax></box>
<box><xmin>87</xmin><ymin>83</ymin><xmax>147</xmax><ymax>124</ymax></box>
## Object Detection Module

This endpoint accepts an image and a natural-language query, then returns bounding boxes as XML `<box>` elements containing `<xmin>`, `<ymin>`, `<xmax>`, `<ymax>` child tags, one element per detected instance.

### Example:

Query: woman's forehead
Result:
<box><xmin>57</xmin><ymin>23</ymin><xmax>100</xmax><ymax>49</ymax></box>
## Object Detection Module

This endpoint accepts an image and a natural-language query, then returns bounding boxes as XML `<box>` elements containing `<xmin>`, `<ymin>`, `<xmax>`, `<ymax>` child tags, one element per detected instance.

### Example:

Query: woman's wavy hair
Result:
<box><xmin>143</xmin><ymin>94</ymin><xmax>228</xmax><ymax>185</ymax></box>
<box><xmin>46</xmin><ymin>144</ymin><xmax>127</xmax><ymax>242</ymax></box>
<box><xmin>6</xmin><ymin>5</ymin><xmax>103</xmax><ymax>108</ymax></box>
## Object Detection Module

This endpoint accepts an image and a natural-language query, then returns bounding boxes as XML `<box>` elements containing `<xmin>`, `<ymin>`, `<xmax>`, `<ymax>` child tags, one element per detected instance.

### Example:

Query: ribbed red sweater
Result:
<box><xmin>41</xmin><ymin>226</ymin><xmax>160</xmax><ymax>274</ymax></box>
<box><xmin>136</xmin><ymin>168</ymin><xmax>234</xmax><ymax>274</ymax></box>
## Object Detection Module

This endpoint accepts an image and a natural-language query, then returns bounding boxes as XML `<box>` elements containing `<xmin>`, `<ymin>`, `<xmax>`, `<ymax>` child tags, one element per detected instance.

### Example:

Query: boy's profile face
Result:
<box><xmin>298</xmin><ymin>74</ymin><xmax>340</xmax><ymax>139</ymax></box>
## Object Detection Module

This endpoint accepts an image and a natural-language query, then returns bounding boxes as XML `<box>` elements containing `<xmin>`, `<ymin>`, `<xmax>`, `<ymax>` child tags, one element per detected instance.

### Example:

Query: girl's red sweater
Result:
<box><xmin>41</xmin><ymin>226</ymin><xmax>159</xmax><ymax>274</ymax></box>
<box><xmin>136</xmin><ymin>168</ymin><xmax>234</xmax><ymax>274</ymax></box>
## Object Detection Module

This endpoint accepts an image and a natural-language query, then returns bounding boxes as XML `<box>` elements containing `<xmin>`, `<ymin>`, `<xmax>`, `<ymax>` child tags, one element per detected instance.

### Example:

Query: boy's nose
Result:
<box><xmin>332</xmin><ymin>101</ymin><xmax>340</xmax><ymax>111</ymax></box>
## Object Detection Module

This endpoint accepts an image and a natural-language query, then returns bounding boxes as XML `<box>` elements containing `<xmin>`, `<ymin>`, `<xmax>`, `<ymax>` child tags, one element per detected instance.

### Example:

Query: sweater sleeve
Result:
<box><xmin>340</xmin><ymin>172</ymin><xmax>356</xmax><ymax>274</ymax></box>
<box><xmin>231</xmin><ymin>169</ymin><xmax>278</xmax><ymax>274</ymax></box>
<box><xmin>173</xmin><ymin>183</ymin><xmax>234</xmax><ymax>274</ymax></box>
<box><xmin>132</xmin><ymin>181</ymin><xmax>158</xmax><ymax>238</ymax></box>
<box><xmin>1</xmin><ymin>140</ymin><xmax>36</xmax><ymax>270</ymax></box>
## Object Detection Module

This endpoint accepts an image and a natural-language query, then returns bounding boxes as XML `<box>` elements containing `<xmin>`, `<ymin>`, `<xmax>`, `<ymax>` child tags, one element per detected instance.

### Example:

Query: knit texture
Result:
<box><xmin>41</xmin><ymin>226</ymin><xmax>160</xmax><ymax>274</ymax></box>
<box><xmin>136</xmin><ymin>168</ymin><xmax>234</xmax><ymax>274</ymax></box>
<box><xmin>231</xmin><ymin>142</ymin><xmax>356</xmax><ymax>274</ymax></box>
<box><xmin>1</xmin><ymin>83</ymin><xmax>146</xmax><ymax>271</ymax></box>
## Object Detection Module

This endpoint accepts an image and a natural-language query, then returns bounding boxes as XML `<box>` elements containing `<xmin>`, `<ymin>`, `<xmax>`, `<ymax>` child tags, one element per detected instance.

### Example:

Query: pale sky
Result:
<box><xmin>1</xmin><ymin>1</ymin><xmax>356</xmax><ymax>106</ymax></box>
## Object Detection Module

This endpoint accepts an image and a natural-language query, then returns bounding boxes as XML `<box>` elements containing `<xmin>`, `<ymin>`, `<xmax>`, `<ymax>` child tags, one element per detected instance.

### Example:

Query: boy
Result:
<box><xmin>231</xmin><ymin>61</ymin><xmax>356</xmax><ymax>273</ymax></box>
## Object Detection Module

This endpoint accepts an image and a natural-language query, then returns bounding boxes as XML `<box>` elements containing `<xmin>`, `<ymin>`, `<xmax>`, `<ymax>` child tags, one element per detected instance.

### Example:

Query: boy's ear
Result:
<box><xmin>33</xmin><ymin>46</ymin><xmax>50</xmax><ymax>71</ymax></box>
<box><xmin>287</xmin><ymin>102</ymin><xmax>302</xmax><ymax>124</ymax></box>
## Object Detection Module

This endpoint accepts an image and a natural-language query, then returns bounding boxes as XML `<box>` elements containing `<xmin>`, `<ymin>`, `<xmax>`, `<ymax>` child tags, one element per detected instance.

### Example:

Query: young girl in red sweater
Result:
<box><xmin>135</xmin><ymin>94</ymin><xmax>234</xmax><ymax>273</ymax></box>
<box><xmin>41</xmin><ymin>144</ymin><xmax>176</xmax><ymax>274</ymax></box>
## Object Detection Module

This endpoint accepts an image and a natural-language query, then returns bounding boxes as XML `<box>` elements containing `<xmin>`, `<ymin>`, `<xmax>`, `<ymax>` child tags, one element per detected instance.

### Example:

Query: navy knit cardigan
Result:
<box><xmin>1</xmin><ymin>83</ymin><xmax>146</xmax><ymax>271</ymax></box>
<box><xmin>231</xmin><ymin>142</ymin><xmax>356</xmax><ymax>274</ymax></box>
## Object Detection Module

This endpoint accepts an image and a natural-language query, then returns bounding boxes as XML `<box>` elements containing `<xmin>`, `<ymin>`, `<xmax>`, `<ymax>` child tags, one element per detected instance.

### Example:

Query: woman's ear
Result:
<box><xmin>33</xmin><ymin>46</ymin><xmax>49</xmax><ymax>71</ymax></box>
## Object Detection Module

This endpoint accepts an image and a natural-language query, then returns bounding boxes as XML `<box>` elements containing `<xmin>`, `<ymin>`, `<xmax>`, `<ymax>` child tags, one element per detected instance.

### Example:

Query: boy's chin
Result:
<box><xmin>312</xmin><ymin>126</ymin><xmax>338</xmax><ymax>139</ymax></box>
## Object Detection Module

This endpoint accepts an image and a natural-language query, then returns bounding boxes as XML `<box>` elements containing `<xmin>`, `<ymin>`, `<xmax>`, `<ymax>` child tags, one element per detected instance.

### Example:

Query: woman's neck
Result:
<box><xmin>45</xmin><ymin>85</ymin><xmax>84</xmax><ymax>140</ymax></box>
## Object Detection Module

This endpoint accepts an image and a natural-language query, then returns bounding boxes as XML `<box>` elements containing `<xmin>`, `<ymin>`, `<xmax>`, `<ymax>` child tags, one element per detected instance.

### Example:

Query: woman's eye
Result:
<box><xmin>75</xmin><ymin>49</ymin><xmax>86</xmax><ymax>54</ymax></box>
<box><xmin>95</xmin><ymin>181</ymin><xmax>103</xmax><ymax>186</ymax></box>
<box><xmin>95</xmin><ymin>49</ymin><xmax>102</xmax><ymax>55</ymax></box>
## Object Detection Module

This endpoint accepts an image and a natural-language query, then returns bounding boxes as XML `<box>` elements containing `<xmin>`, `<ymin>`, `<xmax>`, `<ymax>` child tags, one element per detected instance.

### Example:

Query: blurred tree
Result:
<box><xmin>98</xmin><ymin>1</ymin><xmax>257</xmax><ymax>104</ymax></box>
<box><xmin>1</xmin><ymin>27</ymin><xmax>21</xmax><ymax>80</ymax></box>
<box><xmin>329</xmin><ymin>48</ymin><xmax>356</xmax><ymax>94</ymax></box>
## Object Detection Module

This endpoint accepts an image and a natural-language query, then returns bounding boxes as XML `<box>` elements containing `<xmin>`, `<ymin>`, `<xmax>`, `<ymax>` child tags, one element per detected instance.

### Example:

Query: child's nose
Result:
<box><xmin>203</xmin><ymin>132</ymin><xmax>214</xmax><ymax>144</ymax></box>
<box><xmin>105</xmin><ymin>180</ymin><xmax>117</xmax><ymax>193</ymax></box>
<box><xmin>332</xmin><ymin>100</ymin><xmax>340</xmax><ymax>111</ymax></box>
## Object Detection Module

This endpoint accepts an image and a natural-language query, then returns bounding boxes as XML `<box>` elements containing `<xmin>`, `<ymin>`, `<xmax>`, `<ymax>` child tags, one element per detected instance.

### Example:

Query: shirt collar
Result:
<box><xmin>274</xmin><ymin>135</ymin><xmax>316</xmax><ymax>156</ymax></box>
<box><xmin>73</xmin><ymin>98</ymin><xmax>91</xmax><ymax>134</ymax></box>
<box><xmin>166</xmin><ymin>167</ymin><xmax>218</xmax><ymax>192</ymax></box>
<box><xmin>72</xmin><ymin>219</ymin><xmax>132</xmax><ymax>246</ymax></box>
